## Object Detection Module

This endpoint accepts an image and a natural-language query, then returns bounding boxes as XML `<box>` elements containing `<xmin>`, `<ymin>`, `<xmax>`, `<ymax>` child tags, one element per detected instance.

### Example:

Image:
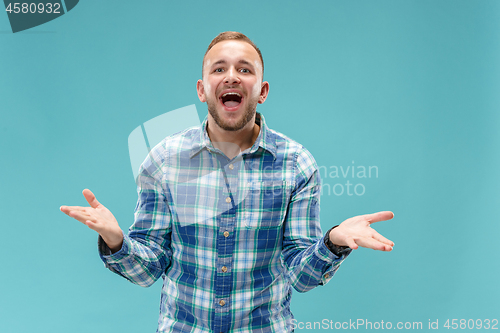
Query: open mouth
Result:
<box><xmin>220</xmin><ymin>92</ymin><xmax>242</xmax><ymax>108</ymax></box>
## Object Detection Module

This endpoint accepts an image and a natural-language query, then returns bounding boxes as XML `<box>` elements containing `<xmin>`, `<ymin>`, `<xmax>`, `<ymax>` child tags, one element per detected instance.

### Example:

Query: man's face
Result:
<box><xmin>197</xmin><ymin>40</ymin><xmax>269</xmax><ymax>132</ymax></box>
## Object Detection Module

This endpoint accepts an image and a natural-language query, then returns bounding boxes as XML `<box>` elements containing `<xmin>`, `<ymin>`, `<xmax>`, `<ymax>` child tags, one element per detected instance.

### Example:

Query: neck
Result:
<box><xmin>206</xmin><ymin>115</ymin><xmax>260</xmax><ymax>160</ymax></box>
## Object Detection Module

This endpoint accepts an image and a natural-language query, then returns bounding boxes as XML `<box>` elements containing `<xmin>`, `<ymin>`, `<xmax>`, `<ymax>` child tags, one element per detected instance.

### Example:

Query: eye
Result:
<box><xmin>240</xmin><ymin>68</ymin><xmax>250</xmax><ymax>73</ymax></box>
<box><xmin>214</xmin><ymin>68</ymin><xmax>224</xmax><ymax>73</ymax></box>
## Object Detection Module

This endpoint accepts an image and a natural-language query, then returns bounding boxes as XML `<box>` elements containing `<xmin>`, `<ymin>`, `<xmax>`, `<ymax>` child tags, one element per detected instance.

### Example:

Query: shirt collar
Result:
<box><xmin>189</xmin><ymin>112</ymin><xmax>277</xmax><ymax>159</ymax></box>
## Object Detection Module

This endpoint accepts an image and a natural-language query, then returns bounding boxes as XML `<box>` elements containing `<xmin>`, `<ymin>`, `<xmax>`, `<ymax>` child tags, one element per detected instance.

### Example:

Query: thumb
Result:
<box><xmin>83</xmin><ymin>189</ymin><xmax>100</xmax><ymax>208</ymax></box>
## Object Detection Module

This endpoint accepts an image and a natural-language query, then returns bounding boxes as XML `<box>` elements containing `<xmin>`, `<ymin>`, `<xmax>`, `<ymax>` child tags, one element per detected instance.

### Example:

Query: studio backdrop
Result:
<box><xmin>1</xmin><ymin>1</ymin><xmax>499</xmax><ymax>332</ymax></box>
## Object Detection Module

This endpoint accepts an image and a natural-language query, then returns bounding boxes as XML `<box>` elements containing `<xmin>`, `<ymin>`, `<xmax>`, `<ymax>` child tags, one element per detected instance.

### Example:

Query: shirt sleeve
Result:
<box><xmin>98</xmin><ymin>149</ymin><xmax>173</xmax><ymax>288</ymax></box>
<box><xmin>281</xmin><ymin>147</ymin><xmax>351</xmax><ymax>293</ymax></box>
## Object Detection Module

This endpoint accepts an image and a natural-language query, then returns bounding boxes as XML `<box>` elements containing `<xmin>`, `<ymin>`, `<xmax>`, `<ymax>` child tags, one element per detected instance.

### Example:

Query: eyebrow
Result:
<box><xmin>211</xmin><ymin>59</ymin><xmax>254</xmax><ymax>68</ymax></box>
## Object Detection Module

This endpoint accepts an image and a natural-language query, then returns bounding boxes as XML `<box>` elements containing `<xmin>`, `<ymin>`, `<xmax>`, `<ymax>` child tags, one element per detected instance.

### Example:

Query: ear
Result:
<box><xmin>197</xmin><ymin>79</ymin><xmax>206</xmax><ymax>103</ymax></box>
<box><xmin>258</xmin><ymin>81</ymin><xmax>270</xmax><ymax>104</ymax></box>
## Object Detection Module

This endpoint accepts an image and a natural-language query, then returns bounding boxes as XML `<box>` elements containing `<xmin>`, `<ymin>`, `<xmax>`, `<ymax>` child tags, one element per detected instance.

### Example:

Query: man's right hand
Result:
<box><xmin>60</xmin><ymin>189</ymin><xmax>123</xmax><ymax>253</ymax></box>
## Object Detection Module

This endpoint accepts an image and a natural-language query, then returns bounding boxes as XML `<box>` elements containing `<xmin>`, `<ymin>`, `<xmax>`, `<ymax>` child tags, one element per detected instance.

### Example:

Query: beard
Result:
<box><xmin>207</xmin><ymin>97</ymin><xmax>258</xmax><ymax>132</ymax></box>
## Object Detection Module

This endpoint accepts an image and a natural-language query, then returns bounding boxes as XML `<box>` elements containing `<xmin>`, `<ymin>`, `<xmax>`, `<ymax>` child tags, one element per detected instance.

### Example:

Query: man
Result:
<box><xmin>60</xmin><ymin>31</ymin><xmax>394</xmax><ymax>332</ymax></box>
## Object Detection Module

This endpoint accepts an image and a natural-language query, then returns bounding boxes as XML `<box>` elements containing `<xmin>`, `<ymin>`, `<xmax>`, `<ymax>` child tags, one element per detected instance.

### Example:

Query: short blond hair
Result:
<box><xmin>203</xmin><ymin>31</ymin><xmax>264</xmax><ymax>75</ymax></box>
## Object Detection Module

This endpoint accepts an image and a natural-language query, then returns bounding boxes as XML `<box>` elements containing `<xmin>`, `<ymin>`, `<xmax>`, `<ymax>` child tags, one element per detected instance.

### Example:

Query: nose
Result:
<box><xmin>224</xmin><ymin>67</ymin><xmax>240</xmax><ymax>85</ymax></box>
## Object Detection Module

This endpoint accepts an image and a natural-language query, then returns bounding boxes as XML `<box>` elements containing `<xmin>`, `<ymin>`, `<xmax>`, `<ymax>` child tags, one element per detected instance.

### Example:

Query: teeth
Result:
<box><xmin>222</xmin><ymin>92</ymin><xmax>241</xmax><ymax>98</ymax></box>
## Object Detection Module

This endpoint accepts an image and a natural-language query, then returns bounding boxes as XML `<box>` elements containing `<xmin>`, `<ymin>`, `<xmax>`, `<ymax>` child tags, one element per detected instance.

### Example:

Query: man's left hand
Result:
<box><xmin>329</xmin><ymin>211</ymin><xmax>395</xmax><ymax>251</ymax></box>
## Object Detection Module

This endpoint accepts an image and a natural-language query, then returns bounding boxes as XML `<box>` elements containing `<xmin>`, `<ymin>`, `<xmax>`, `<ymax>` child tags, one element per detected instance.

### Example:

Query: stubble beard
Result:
<box><xmin>207</xmin><ymin>97</ymin><xmax>258</xmax><ymax>132</ymax></box>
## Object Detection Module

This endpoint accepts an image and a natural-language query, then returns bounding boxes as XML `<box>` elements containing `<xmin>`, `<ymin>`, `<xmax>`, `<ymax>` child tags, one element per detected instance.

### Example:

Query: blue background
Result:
<box><xmin>1</xmin><ymin>0</ymin><xmax>499</xmax><ymax>331</ymax></box>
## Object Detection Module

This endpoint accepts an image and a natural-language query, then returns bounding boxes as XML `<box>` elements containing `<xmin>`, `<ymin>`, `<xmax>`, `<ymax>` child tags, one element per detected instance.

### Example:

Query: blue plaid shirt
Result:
<box><xmin>99</xmin><ymin>113</ymin><xmax>350</xmax><ymax>332</ymax></box>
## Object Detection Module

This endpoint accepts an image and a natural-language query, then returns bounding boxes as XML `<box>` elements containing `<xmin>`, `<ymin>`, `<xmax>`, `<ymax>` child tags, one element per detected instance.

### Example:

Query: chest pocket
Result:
<box><xmin>243</xmin><ymin>181</ymin><xmax>290</xmax><ymax>228</ymax></box>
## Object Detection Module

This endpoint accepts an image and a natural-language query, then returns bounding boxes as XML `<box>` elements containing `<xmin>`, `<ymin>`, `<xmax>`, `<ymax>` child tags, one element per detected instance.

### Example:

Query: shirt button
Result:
<box><xmin>219</xmin><ymin>300</ymin><xmax>225</xmax><ymax>306</ymax></box>
<box><xmin>225</xmin><ymin>197</ymin><xmax>231</xmax><ymax>203</ymax></box>
<box><xmin>324</xmin><ymin>273</ymin><xmax>330</xmax><ymax>279</ymax></box>
<box><xmin>228</xmin><ymin>164</ymin><xmax>234</xmax><ymax>170</ymax></box>
<box><xmin>221</xmin><ymin>266</ymin><xmax>228</xmax><ymax>273</ymax></box>
<box><xmin>223</xmin><ymin>231</ymin><xmax>229</xmax><ymax>237</ymax></box>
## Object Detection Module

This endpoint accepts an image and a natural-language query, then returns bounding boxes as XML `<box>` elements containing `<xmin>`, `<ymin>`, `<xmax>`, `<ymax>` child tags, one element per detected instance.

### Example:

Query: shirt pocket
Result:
<box><xmin>244</xmin><ymin>181</ymin><xmax>289</xmax><ymax>229</ymax></box>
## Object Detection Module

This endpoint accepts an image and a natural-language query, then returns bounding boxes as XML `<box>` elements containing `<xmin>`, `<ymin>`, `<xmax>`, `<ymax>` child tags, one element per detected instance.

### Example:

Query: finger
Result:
<box><xmin>345</xmin><ymin>237</ymin><xmax>358</xmax><ymax>250</ymax></box>
<box><xmin>361</xmin><ymin>211</ymin><xmax>394</xmax><ymax>224</ymax></box>
<box><xmin>83</xmin><ymin>189</ymin><xmax>101</xmax><ymax>209</ymax></box>
<box><xmin>68</xmin><ymin>209</ymin><xmax>92</xmax><ymax>218</ymax></box>
<box><xmin>85</xmin><ymin>219</ymin><xmax>100</xmax><ymax>231</ymax></box>
<box><xmin>355</xmin><ymin>237</ymin><xmax>392</xmax><ymax>251</ymax></box>
<box><xmin>60</xmin><ymin>205</ymin><xmax>76</xmax><ymax>214</ymax></box>
<box><xmin>371</xmin><ymin>230</ymin><xmax>394</xmax><ymax>247</ymax></box>
<box><xmin>60</xmin><ymin>206</ymin><xmax>70</xmax><ymax>214</ymax></box>
<box><xmin>60</xmin><ymin>205</ymin><xmax>88</xmax><ymax>215</ymax></box>
<box><xmin>64</xmin><ymin>209</ymin><xmax>95</xmax><ymax>225</ymax></box>
<box><xmin>69</xmin><ymin>211</ymin><xmax>93</xmax><ymax>222</ymax></box>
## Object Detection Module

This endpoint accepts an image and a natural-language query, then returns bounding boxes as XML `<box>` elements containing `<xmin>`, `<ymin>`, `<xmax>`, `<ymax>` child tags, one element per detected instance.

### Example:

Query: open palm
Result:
<box><xmin>60</xmin><ymin>189</ymin><xmax>123</xmax><ymax>251</ymax></box>
<box><xmin>329</xmin><ymin>211</ymin><xmax>395</xmax><ymax>251</ymax></box>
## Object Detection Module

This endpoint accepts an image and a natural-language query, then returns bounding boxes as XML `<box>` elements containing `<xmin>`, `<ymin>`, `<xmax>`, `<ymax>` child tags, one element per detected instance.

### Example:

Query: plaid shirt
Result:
<box><xmin>99</xmin><ymin>113</ymin><xmax>350</xmax><ymax>332</ymax></box>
